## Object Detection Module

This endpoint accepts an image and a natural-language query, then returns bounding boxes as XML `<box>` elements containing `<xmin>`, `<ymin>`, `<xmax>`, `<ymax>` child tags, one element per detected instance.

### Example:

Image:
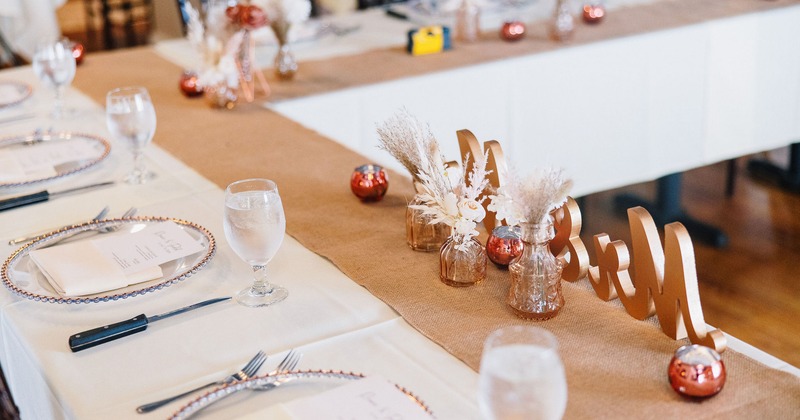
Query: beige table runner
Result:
<box><xmin>73</xmin><ymin>1</ymin><xmax>799</xmax><ymax>417</ymax></box>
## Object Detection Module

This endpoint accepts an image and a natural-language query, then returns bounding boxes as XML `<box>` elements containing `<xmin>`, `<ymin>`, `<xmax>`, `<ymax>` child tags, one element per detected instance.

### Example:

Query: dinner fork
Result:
<box><xmin>7</xmin><ymin>206</ymin><xmax>109</xmax><ymax>246</ymax></box>
<box><xmin>135</xmin><ymin>350</ymin><xmax>267</xmax><ymax>414</ymax></box>
<box><xmin>39</xmin><ymin>206</ymin><xmax>137</xmax><ymax>249</ymax></box>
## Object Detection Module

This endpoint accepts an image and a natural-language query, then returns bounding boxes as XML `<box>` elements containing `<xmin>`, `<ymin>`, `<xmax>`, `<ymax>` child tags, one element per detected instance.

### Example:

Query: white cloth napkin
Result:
<box><xmin>29</xmin><ymin>240</ymin><xmax>163</xmax><ymax>297</ymax></box>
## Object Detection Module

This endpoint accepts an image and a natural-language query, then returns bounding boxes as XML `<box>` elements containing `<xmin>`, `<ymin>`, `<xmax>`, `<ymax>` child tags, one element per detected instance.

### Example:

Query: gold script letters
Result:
<box><xmin>452</xmin><ymin>128</ymin><xmax>724</xmax><ymax>352</ymax></box>
<box><xmin>588</xmin><ymin>207</ymin><xmax>726</xmax><ymax>352</ymax></box>
<box><xmin>456</xmin><ymin>129</ymin><xmax>507</xmax><ymax>231</ymax></box>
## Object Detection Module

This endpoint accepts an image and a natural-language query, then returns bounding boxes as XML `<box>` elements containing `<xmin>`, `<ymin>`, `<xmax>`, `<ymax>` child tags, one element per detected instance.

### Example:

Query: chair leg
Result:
<box><xmin>725</xmin><ymin>159</ymin><xmax>737</xmax><ymax>197</ymax></box>
<box><xmin>0</xmin><ymin>364</ymin><xmax>19</xmax><ymax>420</ymax></box>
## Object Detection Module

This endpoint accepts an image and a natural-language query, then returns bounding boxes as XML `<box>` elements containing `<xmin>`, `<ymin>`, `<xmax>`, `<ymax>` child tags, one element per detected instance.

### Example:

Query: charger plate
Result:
<box><xmin>170</xmin><ymin>370</ymin><xmax>432</xmax><ymax>420</ymax></box>
<box><xmin>0</xmin><ymin>131</ymin><xmax>111</xmax><ymax>189</ymax></box>
<box><xmin>0</xmin><ymin>81</ymin><xmax>32</xmax><ymax>109</ymax></box>
<box><xmin>1</xmin><ymin>216</ymin><xmax>216</xmax><ymax>304</ymax></box>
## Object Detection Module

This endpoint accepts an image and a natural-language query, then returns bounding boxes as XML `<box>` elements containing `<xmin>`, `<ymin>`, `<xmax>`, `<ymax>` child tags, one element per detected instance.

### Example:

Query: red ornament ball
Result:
<box><xmin>668</xmin><ymin>345</ymin><xmax>726</xmax><ymax>398</ymax></box>
<box><xmin>486</xmin><ymin>225</ymin><xmax>524</xmax><ymax>266</ymax></box>
<box><xmin>179</xmin><ymin>71</ymin><xmax>204</xmax><ymax>98</ymax></box>
<box><xmin>501</xmin><ymin>21</ymin><xmax>526</xmax><ymax>42</ymax></box>
<box><xmin>71</xmin><ymin>42</ymin><xmax>85</xmax><ymax>65</ymax></box>
<box><xmin>350</xmin><ymin>164</ymin><xmax>389</xmax><ymax>202</ymax></box>
<box><xmin>583</xmin><ymin>4</ymin><xmax>605</xmax><ymax>24</ymax></box>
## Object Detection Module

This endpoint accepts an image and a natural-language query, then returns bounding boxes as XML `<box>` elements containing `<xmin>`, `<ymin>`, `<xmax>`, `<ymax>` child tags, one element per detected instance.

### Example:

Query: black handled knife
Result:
<box><xmin>68</xmin><ymin>297</ymin><xmax>231</xmax><ymax>352</ymax></box>
<box><xmin>0</xmin><ymin>181</ymin><xmax>115</xmax><ymax>212</ymax></box>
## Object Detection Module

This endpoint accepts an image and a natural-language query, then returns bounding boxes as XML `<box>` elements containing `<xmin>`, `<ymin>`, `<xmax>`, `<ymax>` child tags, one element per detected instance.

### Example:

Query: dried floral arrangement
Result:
<box><xmin>251</xmin><ymin>0</ymin><xmax>312</xmax><ymax>44</ymax></box>
<box><xmin>376</xmin><ymin>109</ymin><xmax>493</xmax><ymax>250</ymax></box>
<box><xmin>183</xmin><ymin>1</ymin><xmax>257</xmax><ymax>90</ymax></box>
<box><xmin>489</xmin><ymin>167</ymin><xmax>573</xmax><ymax>226</ymax></box>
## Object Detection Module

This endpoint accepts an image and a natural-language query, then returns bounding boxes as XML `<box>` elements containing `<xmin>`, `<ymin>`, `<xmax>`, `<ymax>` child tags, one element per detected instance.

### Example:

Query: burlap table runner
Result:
<box><xmin>73</xmin><ymin>0</ymin><xmax>799</xmax><ymax>417</ymax></box>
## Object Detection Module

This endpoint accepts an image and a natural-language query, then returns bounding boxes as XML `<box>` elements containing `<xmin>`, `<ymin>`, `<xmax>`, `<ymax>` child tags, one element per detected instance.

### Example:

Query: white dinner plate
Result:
<box><xmin>0</xmin><ymin>131</ymin><xmax>111</xmax><ymax>189</ymax></box>
<box><xmin>169</xmin><ymin>370</ymin><xmax>432</xmax><ymax>419</ymax></box>
<box><xmin>1</xmin><ymin>217</ymin><xmax>216</xmax><ymax>304</ymax></box>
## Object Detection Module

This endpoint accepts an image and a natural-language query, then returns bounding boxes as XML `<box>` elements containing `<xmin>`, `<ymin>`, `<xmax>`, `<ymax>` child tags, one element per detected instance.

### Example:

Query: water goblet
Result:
<box><xmin>106</xmin><ymin>86</ymin><xmax>157</xmax><ymax>184</ymax></box>
<box><xmin>32</xmin><ymin>39</ymin><xmax>76</xmax><ymax>119</ymax></box>
<box><xmin>223</xmin><ymin>179</ymin><xmax>289</xmax><ymax>307</ymax></box>
<box><xmin>478</xmin><ymin>326</ymin><xmax>568</xmax><ymax>420</ymax></box>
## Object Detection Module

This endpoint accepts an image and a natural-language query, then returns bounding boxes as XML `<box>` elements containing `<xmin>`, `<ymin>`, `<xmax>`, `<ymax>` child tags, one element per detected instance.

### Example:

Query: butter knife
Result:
<box><xmin>68</xmin><ymin>297</ymin><xmax>231</xmax><ymax>352</ymax></box>
<box><xmin>0</xmin><ymin>181</ymin><xmax>114</xmax><ymax>212</ymax></box>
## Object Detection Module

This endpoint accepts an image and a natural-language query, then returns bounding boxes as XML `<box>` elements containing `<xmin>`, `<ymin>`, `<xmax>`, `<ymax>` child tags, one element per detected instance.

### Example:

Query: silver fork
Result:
<box><xmin>269</xmin><ymin>349</ymin><xmax>301</xmax><ymax>375</ymax></box>
<box><xmin>254</xmin><ymin>349</ymin><xmax>302</xmax><ymax>391</ymax></box>
<box><xmin>39</xmin><ymin>207</ymin><xmax>137</xmax><ymax>249</ymax></box>
<box><xmin>135</xmin><ymin>350</ymin><xmax>267</xmax><ymax>414</ymax></box>
<box><xmin>8</xmin><ymin>206</ymin><xmax>110</xmax><ymax>246</ymax></box>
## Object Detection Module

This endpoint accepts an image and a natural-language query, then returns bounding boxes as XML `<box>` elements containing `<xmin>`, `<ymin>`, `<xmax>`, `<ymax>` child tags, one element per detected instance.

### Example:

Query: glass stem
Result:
<box><xmin>53</xmin><ymin>86</ymin><xmax>64</xmax><ymax>119</ymax></box>
<box><xmin>250</xmin><ymin>265</ymin><xmax>274</xmax><ymax>295</ymax></box>
<box><xmin>133</xmin><ymin>149</ymin><xmax>145</xmax><ymax>177</ymax></box>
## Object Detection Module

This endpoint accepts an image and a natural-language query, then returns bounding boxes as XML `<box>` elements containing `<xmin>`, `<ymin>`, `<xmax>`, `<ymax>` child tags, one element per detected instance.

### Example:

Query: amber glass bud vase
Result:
<box><xmin>507</xmin><ymin>218</ymin><xmax>564</xmax><ymax>319</ymax></box>
<box><xmin>439</xmin><ymin>236</ymin><xmax>487</xmax><ymax>287</ymax></box>
<box><xmin>406</xmin><ymin>195</ymin><xmax>451</xmax><ymax>251</ymax></box>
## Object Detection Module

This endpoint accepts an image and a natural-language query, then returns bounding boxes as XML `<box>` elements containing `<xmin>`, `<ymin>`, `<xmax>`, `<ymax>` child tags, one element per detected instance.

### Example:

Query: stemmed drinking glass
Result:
<box><xmin>478</xmin><ymin>326</ymin><xmax>568</xmax><ymax>420</ymax></box>
<box><xmin>32</xmin><ymin>39</ymin><xmax>76</xmax><ymax>119</ymax></box>
<box><xmin>223</xmin><ymin>179</ymin><xmax>289</xmax><ymax>307</ymax></box>
<box><xmin>106</xmin><ymin>86</ymin><xmax>157</xmax><ymax>184</ymax></box>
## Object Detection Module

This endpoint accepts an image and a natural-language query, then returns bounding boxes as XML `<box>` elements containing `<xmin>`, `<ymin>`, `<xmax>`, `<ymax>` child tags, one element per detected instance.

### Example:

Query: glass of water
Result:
<box><xmin>478</xmin><ymin>326</ymin><xmax>568</xmax><ymax>420</ymax></box>
<box><xmin>32</xmin><ymin>39</ymin><xmax>76</xmax><ymax>119</ymax></box>
<box><xmin>106</xmin><ymin>86</ymin><xmax>157</xmax><ymax>184</ymax></box>
<box><xmin>223</xmin><ymin>179</ymin><xmax>289</xmax><ymax>307</ymax></box>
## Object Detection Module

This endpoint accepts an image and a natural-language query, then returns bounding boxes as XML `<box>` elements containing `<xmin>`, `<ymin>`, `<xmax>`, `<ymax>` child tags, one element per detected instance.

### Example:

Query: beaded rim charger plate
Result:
<box><xmin>170</xmin><ymin>370</ymin><xmax>432</xmax><ymax>419</ymax></box>
<box><xmin>1</xmin><ymin>216</ymin><xmax>216</xmax><ymax>304</ymax></box>
<box><xmin>0</xmin><ymin>131</ymin><xmax>111</xmax><ymax>189</ymax></box>
<box><xmin>0</xmin><ymin>81</ymin><xmax>32</xmax><ymax>109</ymax></box>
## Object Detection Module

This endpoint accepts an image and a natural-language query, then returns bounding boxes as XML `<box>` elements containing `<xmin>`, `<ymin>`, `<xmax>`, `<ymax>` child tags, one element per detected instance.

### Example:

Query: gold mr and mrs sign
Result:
<box><xmin>453</xmin><ymin>129</ymin><xmax>727</xmax><ymax>353</ymax></box>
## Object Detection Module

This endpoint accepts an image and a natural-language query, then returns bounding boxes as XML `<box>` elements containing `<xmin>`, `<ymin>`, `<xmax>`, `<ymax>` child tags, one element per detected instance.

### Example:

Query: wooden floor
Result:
<box><xmin>579</xmin><ymin>153</ymin><xmax>800</xmax><ymax>367</ymax></box>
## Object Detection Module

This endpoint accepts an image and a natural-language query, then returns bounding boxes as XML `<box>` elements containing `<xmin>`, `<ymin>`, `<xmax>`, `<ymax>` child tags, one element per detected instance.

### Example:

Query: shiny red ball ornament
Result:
<box><xmin>179</xmin><ymin>71</ymin><xmax>204</xmax><ymax>98</ymax></box>
<box><xmin>71</xmin><ymin>42</ymin><xmax>85</xmax><ymax>65</ymax></box>
<box><xmin>350</xmin><ymin>164</ymin><xmax>388</xmax><ymax>202</ymax></box>
<box><xmin>486</xmin><ymin>225</ymin><xmax>524</xmax><ymax>266</ymax></box>
<box><xmin>668</xmin><ymin>345</ymin><xmax>726</xmax><ymax>398</ymax></box>
<box><xmin>501</xmin><ymin>21</ymin><xmax>526</xmax><ymax>42</ymax></box>
<box><xmin>582</xmin><ymin>4</ymin><xmax>605</xmax><ymax>24</ymax></box>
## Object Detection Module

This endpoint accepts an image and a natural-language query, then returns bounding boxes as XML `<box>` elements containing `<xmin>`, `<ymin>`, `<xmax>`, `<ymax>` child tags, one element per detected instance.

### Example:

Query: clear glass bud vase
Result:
<box><xmin>274</xmin><ymin>43</ymin><xmax>298</xmax><ymax>81</ymax></box>
<box><xmin>549</xmin><ymin>0</ymin><xmax>575</xmax><ymax>42</ymax></box>
<box><xmin>406</xmin><ymin>195</ymin><xmax>451</xmax><ymax>252</ymax></box>
<box><xmin>507</xmin><ymin>218</ymin><xmax>564</xmax><ymax>320</ymax></box>
<box><xmin>439</xmin><ymin>236</ymin><xmax>487</xmax><ymax>287</ymax></box>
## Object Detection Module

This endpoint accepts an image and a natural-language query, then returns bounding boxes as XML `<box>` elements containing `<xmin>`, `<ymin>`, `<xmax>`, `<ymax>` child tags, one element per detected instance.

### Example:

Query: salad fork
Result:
<box><xmin>136</xmin><ymin>350</ymin><xmax>267</xmax><ymax>414</ymax></box>
<box><xmin>253</xmin><ymin>349</ymin><xmax>302</xmax><ymax>392</ymax></box>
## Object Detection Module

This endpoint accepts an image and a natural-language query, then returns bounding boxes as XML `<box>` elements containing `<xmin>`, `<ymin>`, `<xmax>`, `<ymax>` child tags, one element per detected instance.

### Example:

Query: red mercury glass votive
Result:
<box><xmin>486</xmin><ymin>225</ymin><xmax>524</xmax><ymax>267</ymax></box>
<box><xmin>668</xmin><ymin>344</ymin><xmax>726</xmax><ymax>398</ymax></box>
<box><xmin>583</xmin><ymin>4</ymin><xmax>605</xmax><ymax>24</ymax></box>
<box><xmin>500</xmin><ymin>21</ymin><xmax>526</xmax><ymax>42</ymax></box>
<box><xmin>71</xmin><ymin>42</ymin><xmax>85</xmax><ymax>65</ymax></box>
<box><xmin>350</xmin><ymin>164</ymin><xmax>389</xmax><ymax>202</ymax></box>
<box><xmin>179</xmin><ymin>71</ymin><xmax>204</xmax><ymax>97</ymax></box>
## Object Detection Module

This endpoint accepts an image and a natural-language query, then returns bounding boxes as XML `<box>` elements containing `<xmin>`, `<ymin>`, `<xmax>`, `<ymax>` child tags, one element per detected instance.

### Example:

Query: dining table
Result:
<box><xmin>0</xmin><ymin>0</ymin><xmax>798</xmax><ymax>418</ymax></box>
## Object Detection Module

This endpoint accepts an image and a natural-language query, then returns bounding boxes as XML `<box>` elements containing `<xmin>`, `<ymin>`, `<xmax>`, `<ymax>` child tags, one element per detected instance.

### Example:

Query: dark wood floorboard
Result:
<box><xmin>580</xmin><ymin>153</ymin><xmax>800</xmax><ymax>368</ymax></box>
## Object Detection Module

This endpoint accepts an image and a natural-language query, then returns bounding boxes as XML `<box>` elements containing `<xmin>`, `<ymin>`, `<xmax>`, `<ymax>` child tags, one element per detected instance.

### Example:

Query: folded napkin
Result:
<box><xmin>29</xmin><ymin>221</ymin><xmax>204</xmax><ymax>297</ymax></box>
<box><xmin>29</xmin><ymin>241</ymin><xmax>163</xmax><ymax>296</ymax></box>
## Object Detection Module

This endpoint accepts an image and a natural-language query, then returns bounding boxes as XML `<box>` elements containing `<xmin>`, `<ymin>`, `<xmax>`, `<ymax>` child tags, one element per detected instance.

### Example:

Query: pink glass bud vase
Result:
<box><xmin>507</xmin><ymin>218</ymin><xmax>564</xmax><ymax>319</ymax></box>
<box><xmin>439</xmin><ymin>236</ymin><xmax>487</xmax><ymax>287</ymax></box>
